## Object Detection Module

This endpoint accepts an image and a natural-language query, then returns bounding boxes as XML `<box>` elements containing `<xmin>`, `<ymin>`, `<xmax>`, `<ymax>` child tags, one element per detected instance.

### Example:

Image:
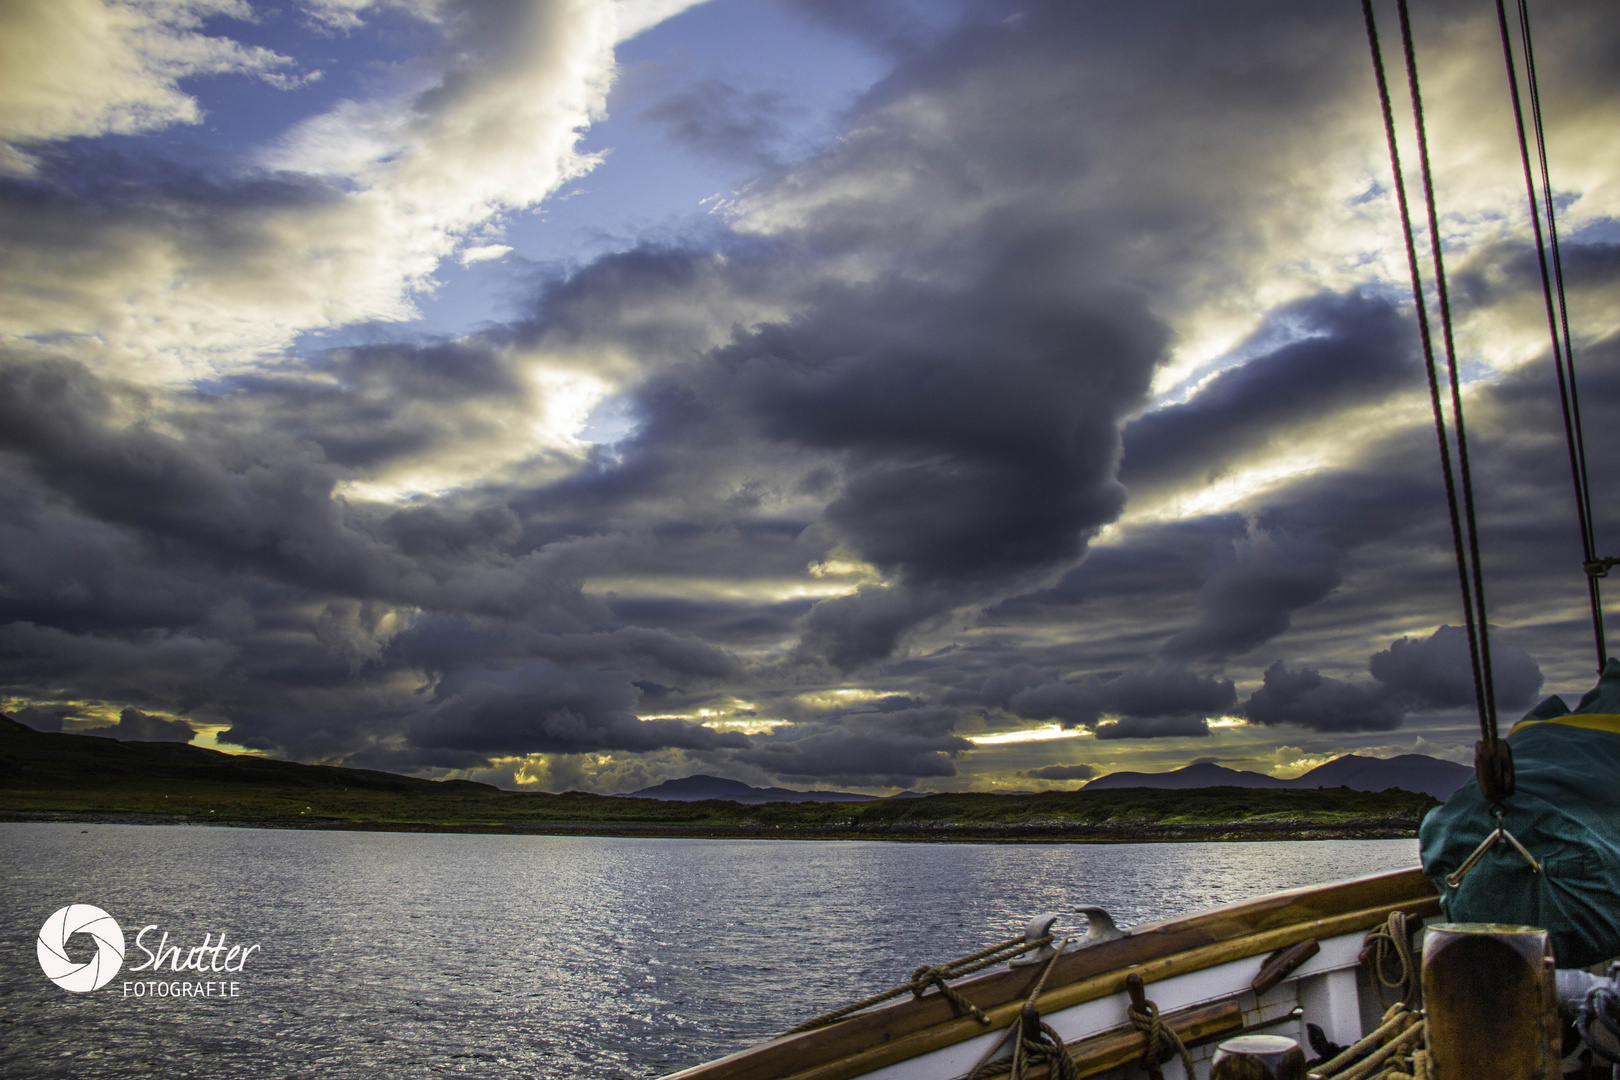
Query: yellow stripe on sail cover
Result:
<box><xmin>1509</xmin><ymin>713</ymin><xmax>1620</xmax><ymax>738</ymax></box>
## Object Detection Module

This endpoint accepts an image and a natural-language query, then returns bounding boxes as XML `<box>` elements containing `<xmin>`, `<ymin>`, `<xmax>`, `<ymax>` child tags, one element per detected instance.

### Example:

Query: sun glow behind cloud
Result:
<box><xmin>1</xmin><ymin>0</ymin><xmax>1616</xmax><ymax>799</ymax></box>
<box><xmin>967</xmin><ymin>725</ymin><xmax>1087</xmax><ymax>746</ymax></box>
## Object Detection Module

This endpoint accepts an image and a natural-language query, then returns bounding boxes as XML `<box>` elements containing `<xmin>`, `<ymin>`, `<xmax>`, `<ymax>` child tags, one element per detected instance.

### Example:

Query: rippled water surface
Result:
<box><xmin>0</xmin><ymin>825</ymin><xmax>1418</xmax><ymax>1078</ymax></box>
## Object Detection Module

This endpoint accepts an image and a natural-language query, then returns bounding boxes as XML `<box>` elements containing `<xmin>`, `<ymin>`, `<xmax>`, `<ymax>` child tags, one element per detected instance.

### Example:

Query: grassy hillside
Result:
<box><xmin>0</xmin><ymin>715</ymin><xmax>1437</xmax><ymax>840</ymax></box>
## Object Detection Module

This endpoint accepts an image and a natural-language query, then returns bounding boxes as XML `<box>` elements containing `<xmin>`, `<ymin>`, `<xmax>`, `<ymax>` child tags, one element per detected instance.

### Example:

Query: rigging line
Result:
<box><xmin>1518</xmin><ymin>0</ymin><xmax>1596</xmax><ymax>556</ymax></box>
<box><xmin>1396</xmin><ymin>0</ymin><xmax>1501</xmax><ymax>738</ymax></box>
<box><xmin>1498</xmin><ymin>0</ymin><xmax>1609</xmax><ymax>667</ymax></box>
<box><xmin>1360</xmin><ymin>0</ymin><xmax>1494</xmax><ymax>745</ymax></box>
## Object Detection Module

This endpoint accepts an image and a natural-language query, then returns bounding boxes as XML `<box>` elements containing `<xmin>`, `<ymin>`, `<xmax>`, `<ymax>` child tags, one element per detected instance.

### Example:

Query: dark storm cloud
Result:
<box><xmin>1370</xmin><ymin>624</ymin><xmax>1544</xmax><ymax>711</ymax></box>
<box><xmin>1450</xmin><ymin>238</ymin><xmax>1620</xmax><ymax>312</ymax></box>
<box><xmin>0</xmin><ymin>352</ymin><xmax>603</xmax><ymax>627</ymax></box>
<box><xmin>407</xmin><ymin>660</ymin><xmax>752</xmax><ymax>757</ymax></box>
<box><xmin>0</xmin><ymin>620</ymin><xmax>234</xmax><ymax>701</ymax></box>
<box><xmin>1005</xmin><ymin>666</ymin><xmax>1235</xmax><ymax>735</ymax></box>
<box><xmin>12</xmin><ymin>705</ymin><xmax>76</xmax><ymax>732</ymax></box>
<box><xmin>696</xmin><ymin>265</ymin><xmax>1162</xmax><ymax>667</ymax></box>
<box><xmin>1242</xmin><ymin>661</ymin><xmax>1403</xmax><ymax>732</ymax></box>
<box><xmin>1020</xmin><ymin>763</ymin><xmax>1096</xmax><ymax>781</ymax></box>
<box><xmin>1121</xmin><ymin>292</ymin><xmax>1419</xmax><ymax>491</ymax></box>
<box><xmin>723</xmin><ymin>274</ymin><xmax>1160</xmax><ymax>586</ymax></box>
<box><xmin>604</xmin><ymin>596</ymin><xmax>816</xmax><ymax>647</ymax></box>
<box><xmin>1094</xmin><ymin>715</ymin><xmax>1212</xmax><ymax>740</ymax></box>
<box><xmin>3</xmin><ymin>0</ymin><xmax>1616</xmax><ymax>791</ymax></box>
<box><xmin>994</xmin><ymin>516</ymin><xmax>1245</xmax><ymax>614</ymax></box>
<box><xmin>1160</xmin><ymin>529</ymin><xmax>1342</xmax><ymax>661</ymax></box>
<box><xmin>638</xmin><ymin>78</ymin><xmax>799</xmax><ymax>167</ymax></box>
<box><xmin>219</xmin><ymin>339</ymin><xmax>528</xmax><ymax>471</ymax></box>
<box><xmin>791</xmin><ymin>585</ymin><xmax>956</xmax><ymax>671</ymax></box>
<box><xmin>735</xmin><ymin>727</ymin><xmax>970</xmax><ymax>784</ymax></box>
<box><xmin>84</xmin><ymin>707</ymin><xmax>196</xmax><ymax>743</ymax></box>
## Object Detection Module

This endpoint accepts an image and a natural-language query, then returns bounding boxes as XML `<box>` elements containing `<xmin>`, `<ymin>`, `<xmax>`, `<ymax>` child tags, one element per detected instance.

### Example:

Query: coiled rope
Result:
<box><xmin>1308</xmin><ymin>1003</ymin><xmax>1428</xmax><ymax>1080</ymax></box>
<box><xmin>785</xmin><ymin>932</ymin><xmax>1054</xmax><ymax>1035</ymax></box>
<box><xmin>1493</xmin><ymin>0</ymin><xmax>1610</xmax><ymax>670</ymax></box>
<box><xmin>1126</xmin><ymin>992</ymin><xmax>1194</xmax><ymax>1080</ymax></box>
<box><xmin>1362</xmin><ymin>0</ymin><xmax>1511</xmax><ymax>802</ymax></box>
<box><xmin>964</xmin><ymin>941</ymin><xmax>1080</xmax><ymax>1080</ymax></box>
<box><xmin>1360</xmin><ymin>911</ymin><xmax>1420</xmax><ymax>1011</ymax></box>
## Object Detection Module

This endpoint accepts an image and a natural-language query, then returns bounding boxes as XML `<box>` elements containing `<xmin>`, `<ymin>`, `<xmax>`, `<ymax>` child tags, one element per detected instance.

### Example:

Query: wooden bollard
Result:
<box><xmin>1422</xmin><ymin>923</ymin><xmax>1559</xmax><ymax>1080</ymax></box>
<box><xmin>1211</xmin><ymin>1034</ymin><xmax>1306</xmax><ymax>1080</ymax></box>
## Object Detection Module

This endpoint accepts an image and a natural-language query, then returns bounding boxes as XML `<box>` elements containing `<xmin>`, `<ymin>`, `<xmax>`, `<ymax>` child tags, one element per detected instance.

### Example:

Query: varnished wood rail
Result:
<box><xmin>663</xmin><ymin>866</ymin><xmax>1440</xmax><ymax>1080</ymax></box>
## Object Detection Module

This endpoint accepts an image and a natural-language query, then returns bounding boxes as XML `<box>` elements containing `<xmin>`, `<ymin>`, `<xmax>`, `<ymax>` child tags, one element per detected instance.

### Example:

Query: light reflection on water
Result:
<box><xmin>0</xmin><ymin>824</ymin><xmax>1418</xmax><ymax>1078</ymax></box>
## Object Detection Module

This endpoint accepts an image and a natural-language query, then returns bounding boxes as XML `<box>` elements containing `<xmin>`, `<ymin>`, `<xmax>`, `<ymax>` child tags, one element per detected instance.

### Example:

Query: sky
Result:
<box><xmin>1</xmin><ymin>0</ymin><xmax>1617</xmax><ymax>795</ymax></box>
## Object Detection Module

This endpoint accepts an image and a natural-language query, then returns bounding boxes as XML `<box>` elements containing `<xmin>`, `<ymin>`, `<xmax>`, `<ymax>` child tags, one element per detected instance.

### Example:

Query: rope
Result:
<box><xmin>910</xmin><ymin>963</ymin><xmax>994</xmax><ymax>1026</ymax></box>
<box><xmin>1362</xmin><ymin>0</ymin><xmax>1507</xmax><ymax>792</ymax></box>
<box><xmin>786</xmin><ymin>933</ymin><xmax>1052</xmax><ymax>1035</ymax></box>
<box><xmin>1360</xmin><ymin>911</ymin><xmax>1420</xmax><ymax>1010</ymax></box>
<box><xmin>1127</xmin><ymin>995</ymin><xmax>1194</xmax><ymax>1080</ymax></box>
<box><xmin>1371</xmin><ymin>1048</ymin><xmax>1431</xmax><ymax>1080</ymax></box>
<box><xmin>1494</xmin><ymin>0</ymin><xmax>1609</xmax><ymax>669</ymax></box>
<box><xmin>1334</xmin><ymin>1022</ymin><xmax>1426</xmax><ymax>1080</ymax></box>
<box><xmin>964</xmin><ymin>1013</ymin><xmax>1081</xmax><ymax>1080</ymax></box>
<box><xmin>964</xmin><ymin>938</ymin><xmax>1079</xmax><ymax>1080</ymax></box>
<box><xmin>1308</xmin><ymin>1004</ymin><xmax>1425</xmax><ymax>1080</ymax></box>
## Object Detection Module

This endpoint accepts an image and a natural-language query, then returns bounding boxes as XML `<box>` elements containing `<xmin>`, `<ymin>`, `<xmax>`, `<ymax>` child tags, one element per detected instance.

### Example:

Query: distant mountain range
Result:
<box><xmin>626</xmin><ymin>755</ymin><xmax>1471</xmax><ymax>803</ymax></box>
<box><xmin>1082</xmin><ymin>754</ymin><xmax>1473</xmax><ymax>801</ymax></box>
<box><xmin>3</xmin><ymin>708</ymin><xmax>1472</xmax><ymax>805</ymax></box>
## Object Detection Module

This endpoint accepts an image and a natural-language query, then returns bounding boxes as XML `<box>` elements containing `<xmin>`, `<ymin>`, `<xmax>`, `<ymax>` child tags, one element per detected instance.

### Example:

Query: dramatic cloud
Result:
<box><xmin>1242</xmin><ymin>661</ymin><xmax>1403</xmax><ymax>733</ymax></box>
<box><xmin>1</xmin><ymin>0</ymin><xmax>625</xmax><ymax>377</ymax></box>
<box><xmin>1121</xmin><ymin>291</ymin><xmax>1419</xmax><ymax>493</ymax></box>
<box><xmin>1094</xmin><ymin>715</ymin><xmax>1214</xmax><ymax>741</ymax></box>
<box><xmin>736</xmin><ymin>728</ymin><xmax>971</xmax><ymax>785</ymax></box>
<box><xmin>1160</xmin><ymin>528</ymin><xmax>1344</xmax><ymax>661</ymax></box>
<box><xmin>1006</xmin><ymin>666</ymin><xmax>1235</xmax><ymax>737</ymax></box>
<box><xmin>407</xmin><ymin>660</ymin><xmax>753</xmax><ymax>758</ymax></box>
<box><xmin>1370</xmin><ymin>624</ymin><xmax>1543</xmax><ymax>712</ymax></box>
<box><xmin>1</xmin><ymin>0</ymin><xmax>1616</xmax><ymax>792</ymax></box>
<box><xmin>1020</xmin><ymin>763</ymin><xmax>1097</xmax><ymax>782</ymax></box>
<box><xmin>640</xmin><ymin>78</ymin><xmax>799</xmax><ymax>167</ymax></box>
<box><xmin>0</xmin><ymin>0</ymin><xmax>298</xmax><ymax>163</ymax></box>
<box><xmin>85</xmin><ymin>706</ymin><xmax>196</xmax><ymax>743</ymax></box>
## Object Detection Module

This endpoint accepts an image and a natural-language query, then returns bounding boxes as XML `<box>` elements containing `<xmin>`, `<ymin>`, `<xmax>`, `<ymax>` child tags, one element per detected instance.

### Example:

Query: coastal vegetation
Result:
<box><xmin>2</xmin><ymin>715</ymin><xmax>1436</xmax><ymax>841</ymax></box>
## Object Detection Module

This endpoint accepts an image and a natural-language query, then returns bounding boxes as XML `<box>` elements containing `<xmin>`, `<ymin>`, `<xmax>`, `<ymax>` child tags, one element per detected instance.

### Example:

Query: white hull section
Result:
<box><xmin>864</xmin><ymin>927</ymin><xmax>1392</xmax><ymax>1080</ymax></box>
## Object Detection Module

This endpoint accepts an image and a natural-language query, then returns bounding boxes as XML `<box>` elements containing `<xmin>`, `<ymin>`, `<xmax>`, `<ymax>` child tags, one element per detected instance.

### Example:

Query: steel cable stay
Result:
<box><xmin>1494</xmin><ymin>0</ymin><xmax>1611</xmax><ymax>669</ymax></box>
<box><xmin>1361</xmin><ymin>0</ymin><xmax>1515</xmax><ymax>807</ymax></box>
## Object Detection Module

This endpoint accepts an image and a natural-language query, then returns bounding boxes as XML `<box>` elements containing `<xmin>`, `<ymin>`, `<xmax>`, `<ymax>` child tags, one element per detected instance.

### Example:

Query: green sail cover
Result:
<box><xmin>1419</xmin><ymin>656</ymin><xmax>1620</xmax><ymax>967</ymax></box>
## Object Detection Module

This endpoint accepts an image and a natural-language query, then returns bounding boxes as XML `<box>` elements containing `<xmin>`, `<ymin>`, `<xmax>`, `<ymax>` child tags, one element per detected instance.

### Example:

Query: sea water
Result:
<box><xmin>0</xmin><ymin>824</ymin><xmax>1419</xmax><ymax>1078</ymax></box>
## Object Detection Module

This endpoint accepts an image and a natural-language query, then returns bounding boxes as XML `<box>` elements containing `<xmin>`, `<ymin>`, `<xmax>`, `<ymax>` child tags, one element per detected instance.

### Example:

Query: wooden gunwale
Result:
<box><xmin>663</xmin><ymin>865</ymin><xmax>1439</xmax><ymax>1080</ymax></box>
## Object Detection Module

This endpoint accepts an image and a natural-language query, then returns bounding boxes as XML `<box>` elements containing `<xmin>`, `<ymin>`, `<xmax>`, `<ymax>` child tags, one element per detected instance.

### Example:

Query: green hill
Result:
<box><xmin>0</xmin><ymin>714</ymin><xmax>1438</xmax><ymax>840</ymax></box>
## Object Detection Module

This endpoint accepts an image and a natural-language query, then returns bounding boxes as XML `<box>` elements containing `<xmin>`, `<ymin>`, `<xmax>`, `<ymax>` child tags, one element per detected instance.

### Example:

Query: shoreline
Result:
<box><xmin>0</xmin><ymin>809</ymin><xmax>1421</xmax><ymax>843</ymax></box>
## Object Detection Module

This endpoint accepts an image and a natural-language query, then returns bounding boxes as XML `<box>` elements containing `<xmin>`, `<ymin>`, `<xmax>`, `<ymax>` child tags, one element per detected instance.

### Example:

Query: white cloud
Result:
<box><xmin>459</xmin><ymin>243</ymin><xmax>513</xmax><ymax>266</ymax></box>
<box><xmin>612</xmin><ymin>0</ymin><xmax>710</xmax><ymax>42</ymax></box>
<box><xmin>0</xmin><ymin>0</ymin><xmax>628</xmax><ymax>381</ymax></box>
<box><xmin>0</xmin><ymin>0</ymin><xmax>297</xmax><ymax>155</ymax></box>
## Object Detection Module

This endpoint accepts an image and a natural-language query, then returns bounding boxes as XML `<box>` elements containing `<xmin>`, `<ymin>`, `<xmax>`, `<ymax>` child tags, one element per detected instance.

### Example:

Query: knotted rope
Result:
<box><xmin>910</xmin><ymin>962</ymin><xmax>994</xmax><ymax>1026</ymax></box>
<box><xmin>1360</xmin><ymin>911</ymin><xmax>1420</xmax><ymax>1010</ymax></box>
<box><xmin>1308</xmin><ymin>1004</ymin><xmax>1427</xmax><ymax>1080</ymax></box>
<box><xmin>964</xmin><ymin>939</ymin><xmax>1079</xmax><ymax>1080</ymax></box>
<box><xmin>786</xmin><ymin>932</ymin><xmax>1053</xmax><ymax>1035</ymax></box>
<box><xmin>1127</xmin><ymin>993</ymin><xmax>1194</xmax><ymax>1080</ymax></box>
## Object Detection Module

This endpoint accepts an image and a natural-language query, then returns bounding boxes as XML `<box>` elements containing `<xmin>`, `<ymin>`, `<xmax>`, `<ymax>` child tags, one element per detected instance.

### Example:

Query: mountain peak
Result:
<box><xmin>1083</xmin><ymin>753</ymin><xmax>1469</xmax><ymax>800</ymax></box>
